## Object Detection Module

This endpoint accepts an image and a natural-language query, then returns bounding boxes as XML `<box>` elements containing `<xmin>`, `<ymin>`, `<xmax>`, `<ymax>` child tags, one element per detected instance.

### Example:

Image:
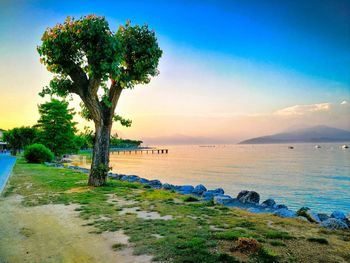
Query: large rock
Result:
<box><xmin>139</xmin><ymin>178</ymin><xmax>149</xmax><ymax>184</ymax></box>
<box><xmin>162</xmin><ymin>183</ymin><xmax>175</xmax><ymax>190</ymax></box>
<box><xmin>305</xmin><ymin>210</ymin><xmax>321</xmax><ymax>223</ymax></box>
<box><xmin>212</xmin><ymin>188</ymin><xmax>224</xmax><ymax>195</ymax></box>
<box><xmin>275</xmin><ymin>204</ymin><xmax>288</xmax><ymax>210</ymax></box>
<box><xmin>273</xmin><ymin>208</ymin><xmax>297</xmax><ymax>218</ymax></box>
<box><xmin>213</xmin><ymin>195</ymin><xmax>233</xmax><ymax>205</ymax></box>
<box><xmin>108</xmin><ymin>173</ymin><xmax>121</xmax><ymax>180</ymax></box>
<box><xmin>297</xmin><ymin>207</ymin><xmax>321</xmax><ymax>223</ymax></box>
<box><xmin>148</xmin><ymin>180</ymin><xmax>162</xmax><ymax>188</ymax></box>
<box><xmin>202</xmin><ymin>191</ymin><xmax>218</xmax><ymax>201</ymax></box>
<box><xmin>317</xmin><ymin>213</ymin><xmax>330</xmax><ymax>222</ymax></box>
<box><xmin>237</xmin><ymin>190</ymin><xmax>260</xmax><ymax>204</ymax></box>
<box><xmin>201</xmin><ymin>188</ymin><xmax>225</xmax><ymax>201</ymax></box>
<box><xmin>320</xmin><ymin>218</ymin><xmax>349</xmax><ymax>230</ymax></box>
<box><xmin>122</xmin><ymin>175</ymin><xmax>140</xmax><ymax>182</ymax></box>
<box><xmin>192</xmin><ymin>184</ymin><xmax>207</xmax><ymax>195</ymax></box>
<box><xmin>330</xmin><ymin>211</ymin><xmax>347</xmax><ymax>220</ymax></box>
<box><xmin>261</xmin><ymin>199</ymin><xmax>276</xmax><ymax>207</ymax></box>
<box><xmin>237</xmin><ymin>190</ymin><xmax>249</xmax><ymax>200</ymax></box>
<box><xmin>78</xmin><ymin>168</ymin><xmax>90</xmax><ymax>174</ymax></box>
<box><xmin>177</xmin><ymin>185</ymin><xmax>194</xmax><ymax>194</ymax></box>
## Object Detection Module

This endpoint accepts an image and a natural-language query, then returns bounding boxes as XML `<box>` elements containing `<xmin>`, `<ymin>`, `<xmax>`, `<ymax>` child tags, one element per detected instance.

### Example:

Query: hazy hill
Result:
<box><xmin>239</xmin><ymin>125</ymin><xmax>350</xmax><ymax>144</ymax></box>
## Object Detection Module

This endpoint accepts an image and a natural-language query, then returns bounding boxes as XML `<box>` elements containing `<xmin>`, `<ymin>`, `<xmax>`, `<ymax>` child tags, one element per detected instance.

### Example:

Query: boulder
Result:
<box><xmin>261</xmin><ymin>199</ymin><xmax>276</xmax><ymax>207</ymax></box>
<box><xmin>108</xmin><ymin>173</ymin><xmax>121</xmax><ymax>180</ymax></box>
<box><xmin>275</xmin><ymin>204</ymin><xmax>288</xmax><ymax>210</ymax></box>
<box><xmin>177</xmin><ymin>185</ymin><xmax>194</xmax><ymax>194</ymax></box>
<box><xmin>317</xmin><ymin>213</ymin><xmax>330</xmax><ymax>222</ymax></box>
<box><xmin>139</xmin><ymin>178</ymin><xmax>149</xmax><ymax>184</ymax></box>
<box><xmin>78</xmin><ymin>168</ymin><xmax>90</xmax><ymax>174</ymax></box>
<box><xmin>237</xmin><ymin>190</ymin><xmax>249</xmax><ymax>200</ymax></box>
<box><xmin>330</xmin><ymin>211</ymin><xmax>346</xmax><ymax>220</ymax></box>
<box><xmin>212</xmin><ymin>188</ymin><xmax>224</xmax><ymax>195</ymax></box>
<box><xmin>120</xmin><ymin>175</ymin><xmax>129</xmax><ymax>181</ymax></box>
<box><xmin>273</xmin><ymin>208</ymin><xmax>297</xmax><ymax>218</ymax></box>
<box><xmin>148</xmin><ymin>180</ymin><xmax>162</xmax><ymax>188</ymax></box>
<box><xmin>344</xmin><ymin>218</ymin><xmax>350</xmax><ymax>228</ymax></box>
<box><xmin>296</xmin><ymin>207</ymin><xmax>320</xmax><ymax>223</ymax></box>
<box><xmin>305</xmin><ymin>210</ymin><xmax>321</xmax><ymax>223</ymax></box>
<box><xmin>68</xmin><ymin>165</ymin><xmax>79</xmax><ymax>170</ymax></box>
<box><xmin>202</xmin><ymin>191</ymin><xmax>216</xmax><ymax>201</ymax></box>
<box><xmin>162</xmin><ymin>183</ymin><xmax>175</xmax><ymax>190</ymax></box>
<box><xmin>320</xmin><ymin>218</ymin><xmax>349</xmax><ymax>230</ymax></box>
<box><xmin>238</xmin><ymin>191</ymin><xmax>260</xmax><ymax>204</ymax></box>
<box><xmin>192</xmin><ymin>184</ymin><xmax>207</xmax><ymax>195</ymax></box>
<box><xmin>213</xmin><ymin>195</ymin><xmax>233</xmax><ymax>205</ymax></box>
<box><xmin>123</xmin><ymin>175</ymin><xmax>140</xmax><ymax>182</ymax></box>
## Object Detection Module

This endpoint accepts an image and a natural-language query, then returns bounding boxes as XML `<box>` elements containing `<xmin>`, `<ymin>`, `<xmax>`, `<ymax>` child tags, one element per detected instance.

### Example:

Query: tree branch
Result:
<box><xmin>66</xmin><ymin>64</ymin><xmax>89</xmax><ymax>96</ymax></box>
<box><xmin>108</xmin><ymin>79</ymin><xmax>123</xmax><ymax>113</ymax></box>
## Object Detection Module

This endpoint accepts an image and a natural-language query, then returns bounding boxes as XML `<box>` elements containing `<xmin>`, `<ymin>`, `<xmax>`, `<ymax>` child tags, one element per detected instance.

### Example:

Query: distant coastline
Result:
<box><xmin>239</xmin><ymin>125</ymin><xmax>350</xmax><ymax>144</ymax></box>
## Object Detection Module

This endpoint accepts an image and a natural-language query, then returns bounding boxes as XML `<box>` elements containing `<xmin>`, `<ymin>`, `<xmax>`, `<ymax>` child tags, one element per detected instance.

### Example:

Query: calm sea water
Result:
<box><xmin>73</xmin><ymin>144</ymin><xmax>350</xmax><ymax>214</ymax></box>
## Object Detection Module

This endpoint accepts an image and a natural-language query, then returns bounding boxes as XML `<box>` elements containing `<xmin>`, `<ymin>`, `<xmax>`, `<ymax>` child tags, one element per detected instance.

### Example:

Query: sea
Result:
<box><xmin>73</xmin><ymin>143</ymin><xmax>350</xmax><ymax>214</ymax></box>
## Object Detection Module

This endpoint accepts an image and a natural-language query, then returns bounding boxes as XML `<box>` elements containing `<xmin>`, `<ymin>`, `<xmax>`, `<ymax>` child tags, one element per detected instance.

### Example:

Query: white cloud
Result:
<box><xmin>340</xmin><ymin>100</ymin><xmax>348</xmax><ymax>105</ymax></box>
<box><xmin>274</xmin><ymin>103</ymin><xmax>331</xmax><ymax>116</ymax></box>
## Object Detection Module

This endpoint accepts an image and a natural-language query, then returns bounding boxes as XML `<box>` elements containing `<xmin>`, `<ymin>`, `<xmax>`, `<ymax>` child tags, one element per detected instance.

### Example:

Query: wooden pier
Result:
<box><xmin>110</xmin><ymin>148</ymin><xmax>168</xmax><ymax>155</ymax></box>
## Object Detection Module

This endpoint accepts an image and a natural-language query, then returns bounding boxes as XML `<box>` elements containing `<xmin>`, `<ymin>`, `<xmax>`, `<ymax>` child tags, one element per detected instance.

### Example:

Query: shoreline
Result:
<box><xmin>46</xmin><ymin>162</ymin><xmax>350</xmax><ymax>231</ymax></box>
<box><xmin>2</xmin><ymin>159</ymin><xmax>350</xmax><ymax>262</ymax></box>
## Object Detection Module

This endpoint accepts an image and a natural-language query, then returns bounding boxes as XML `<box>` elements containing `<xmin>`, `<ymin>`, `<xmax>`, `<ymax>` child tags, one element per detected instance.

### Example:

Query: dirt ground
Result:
<box><xmin>0</xmin><ymin>195</ymin><xmax>152</xmax><ymax>263</ymax></box>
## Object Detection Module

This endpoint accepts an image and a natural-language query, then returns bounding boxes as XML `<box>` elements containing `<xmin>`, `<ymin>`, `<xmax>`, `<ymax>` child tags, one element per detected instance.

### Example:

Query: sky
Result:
<box><xmin>0</xmin><ymin>0</ymin><xmax>349</xmax><ymax>143</ymax></box>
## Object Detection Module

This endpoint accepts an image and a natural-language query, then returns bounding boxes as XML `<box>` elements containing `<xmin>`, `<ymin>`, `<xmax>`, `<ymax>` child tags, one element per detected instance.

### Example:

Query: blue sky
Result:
<box><xmin>0</xmin><ymin>0</ymin><xmax>349</xmax><ymax>141</ymax></box>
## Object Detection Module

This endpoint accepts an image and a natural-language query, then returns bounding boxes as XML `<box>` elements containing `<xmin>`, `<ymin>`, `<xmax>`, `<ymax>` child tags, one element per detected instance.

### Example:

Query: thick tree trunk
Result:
<box><xmin>88</xmin><ymin>121</ymin><xmax>112</xmax><ymax>186</ymax></box>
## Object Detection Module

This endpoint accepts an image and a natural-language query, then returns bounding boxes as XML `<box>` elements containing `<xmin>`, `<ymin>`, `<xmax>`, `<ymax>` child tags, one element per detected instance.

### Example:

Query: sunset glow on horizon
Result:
<box><xmin>0</xmin><ymin>0</ymin><xmax>349</xmax><ymax>143</ymax></box>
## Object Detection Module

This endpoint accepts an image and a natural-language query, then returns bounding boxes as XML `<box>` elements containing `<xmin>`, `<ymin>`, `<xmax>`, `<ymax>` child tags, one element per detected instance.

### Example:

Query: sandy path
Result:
<box><xmin>0</xmin><ymin>195</ymin><xmax>152</xmax><ymax>263</ymax></box>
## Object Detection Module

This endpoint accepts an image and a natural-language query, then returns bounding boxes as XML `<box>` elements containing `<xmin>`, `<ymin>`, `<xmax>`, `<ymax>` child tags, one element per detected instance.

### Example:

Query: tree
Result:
<box><xmin>3</xmin><ymin>127</ymin><xmax>37</xmax><ymax>155</ymax></box>
<box><xmin>38</xmin><ymin>15</ymin><xmax>162</xmax><ymax>186</ymax></box>
<box><xmin>36</xmin><ymin>99</ymin><xmax>79</xmax><ymax>157</ymax></box>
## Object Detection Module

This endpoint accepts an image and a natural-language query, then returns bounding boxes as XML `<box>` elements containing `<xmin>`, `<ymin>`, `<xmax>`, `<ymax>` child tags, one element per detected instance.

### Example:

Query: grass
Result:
<box><xmin>183</xmin><ymin>195</ymin><xmax>200</xmax><ymax>202</ymax></box>
<box><xmin>269</xmin><ymin>240</ymin><xmax>286</xmax><ymax>247</ymax></box>
<box><xmin>2</xmin><ymin>158</ymin><xmax>350</xmax><ymax>263</ymax></box>
<box><xmin>307</xmin><ymin>237</ymin><xmax>329</xmax><ymax>245</ymax></box>
<box><xmin>112</xmin><ymin>243</ymin><xmax>127</xmax><ymax>251</ymax></box>
<box><xmin>213</xmin><ymin>230</ymin><xmax>250</xmax><ymax>240</ymax></box>
<box><xmin>264</xmin><ymin>230</ymin><xmax>294</xmax><ymax>240</ymax></box>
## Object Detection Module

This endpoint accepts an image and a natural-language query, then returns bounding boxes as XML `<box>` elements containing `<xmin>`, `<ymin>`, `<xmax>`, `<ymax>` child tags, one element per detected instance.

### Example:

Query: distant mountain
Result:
<box><xmin>239</xmin><ymin>125</ymin><xmax>350</xmax><ymax>144</ymax></box>
<box><xmin>142</xmin><ymin>134</ymin><xmax>232</xmax><ymax>145</ymax></box>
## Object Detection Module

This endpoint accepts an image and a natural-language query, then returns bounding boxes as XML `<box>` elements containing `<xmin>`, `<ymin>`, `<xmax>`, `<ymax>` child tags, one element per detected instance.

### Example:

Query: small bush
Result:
<box><xmin>24</xmin><ymin>144</ymin><xmax>54</xmax><ymax>163</ymax></box>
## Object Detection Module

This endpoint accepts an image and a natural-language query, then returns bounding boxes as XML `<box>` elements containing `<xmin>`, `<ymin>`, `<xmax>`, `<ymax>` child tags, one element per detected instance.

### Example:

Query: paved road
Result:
<box><xmin>0</xmin><ymin>155</ymin><xmax>16</xmax><ymax>193</ymax></box>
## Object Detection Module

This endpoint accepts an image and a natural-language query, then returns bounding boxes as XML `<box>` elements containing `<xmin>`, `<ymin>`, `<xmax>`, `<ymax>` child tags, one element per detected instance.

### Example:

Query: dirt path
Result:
<box><xmin>0</xmin><ymin>195</ymin><xmax>152</xmax><ymax>263</ymax></box>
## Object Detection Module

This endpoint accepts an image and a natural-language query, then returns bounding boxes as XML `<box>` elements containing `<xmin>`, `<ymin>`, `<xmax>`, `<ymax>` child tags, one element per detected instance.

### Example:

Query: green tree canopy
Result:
<box><xmin>36</xmin><ymin>99</ymin><xmax>79</xmax><ymax>157</ymax></box>
<box><xmin>3</xmin><ymin>127</ymin><xmax>37</xmax><ymax>155</ymax></box>
<box><xmin>38</xmin><ymin>15</ymin><xmax>162</xmax><ymax>186</ymax></box>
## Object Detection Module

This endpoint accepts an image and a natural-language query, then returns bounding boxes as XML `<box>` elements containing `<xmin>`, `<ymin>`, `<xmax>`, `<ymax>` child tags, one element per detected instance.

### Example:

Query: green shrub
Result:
<box><xmin>24</xmin><ymin>144</ymin><xmax>54</xmax><ymax>163</ymax></box>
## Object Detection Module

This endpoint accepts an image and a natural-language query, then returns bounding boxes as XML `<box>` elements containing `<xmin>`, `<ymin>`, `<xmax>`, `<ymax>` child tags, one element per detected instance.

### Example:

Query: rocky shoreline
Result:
<box><xmin>45</xmin><ymin>163</ymin><xmax>350</xmax><ymax>231</ymax></box>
